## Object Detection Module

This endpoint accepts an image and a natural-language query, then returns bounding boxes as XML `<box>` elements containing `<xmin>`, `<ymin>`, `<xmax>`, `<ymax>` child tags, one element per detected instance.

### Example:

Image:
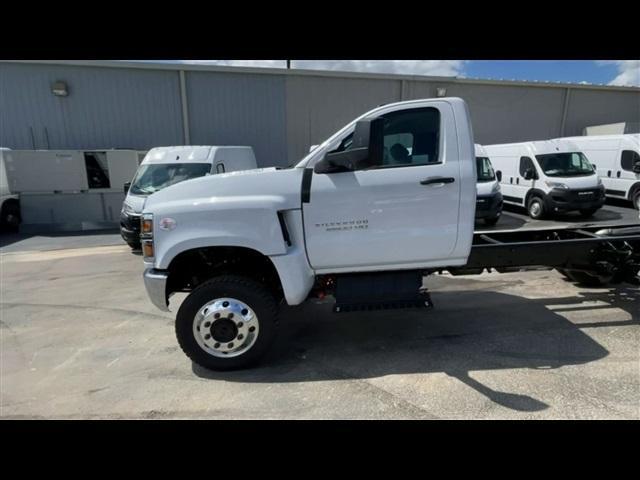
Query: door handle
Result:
<box><xmin>420</xmin><ymin>176</ymin><xmax>455</xmax><ymax>186</ymax></box>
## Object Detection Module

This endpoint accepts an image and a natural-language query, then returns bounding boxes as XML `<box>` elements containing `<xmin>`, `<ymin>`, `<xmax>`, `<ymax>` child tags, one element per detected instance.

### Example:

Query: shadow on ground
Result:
<box><xmin>193</xmin><ymin>287</ymin><xmax>638</xmax><ymax>412</ymax></box>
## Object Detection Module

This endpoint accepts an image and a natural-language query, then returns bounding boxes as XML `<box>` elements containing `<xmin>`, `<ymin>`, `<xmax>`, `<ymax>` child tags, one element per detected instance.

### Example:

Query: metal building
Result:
<box><xmin>2</xmin><ymin>60</ymin><xmax>640</xmax><ymax>168</ymax></box>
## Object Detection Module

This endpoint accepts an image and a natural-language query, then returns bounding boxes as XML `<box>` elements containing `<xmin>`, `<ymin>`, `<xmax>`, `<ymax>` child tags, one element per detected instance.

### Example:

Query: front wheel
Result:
<box><xmin>632</xmin><ymin>189</ymin><xmax>640</xmax><ymax>210</ymax></box>
<box><xmin>484</xmin><ymin>215</ymin><xmax>500</xmax><ymax>226</ymax></box>
<box><xmin>579</xmin><ymin>208</ymin><xmax>598</xmax><ymax>218</ymax></box>
<box><xmin>527</xmin><ymin>196</ymin><xmax>546</xmax><ymax>220</ymax></box>
<box><xmin>175</xmin><ymin>275</ymin><xmax>279</xmax><ymax>371</ymax></box>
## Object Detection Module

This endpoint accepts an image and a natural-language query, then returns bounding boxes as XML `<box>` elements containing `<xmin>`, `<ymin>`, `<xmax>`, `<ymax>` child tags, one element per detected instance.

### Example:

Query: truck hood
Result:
<box><xmin>143</xmin><ymin>167</ymin><xmax>305</xmax><ymax>212</ymax></box>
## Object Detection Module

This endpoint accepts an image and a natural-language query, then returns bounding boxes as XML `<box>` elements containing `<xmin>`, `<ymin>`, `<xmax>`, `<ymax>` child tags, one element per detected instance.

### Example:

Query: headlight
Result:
<box><xmin>491</xmin><ymin>182</ymin><xmax>501</xmax><ymax>193</ymax></box>
<box><xmin>545</xmin><ymin>181</ymin><xmax>569</xmax><ymax>190</ymax></box>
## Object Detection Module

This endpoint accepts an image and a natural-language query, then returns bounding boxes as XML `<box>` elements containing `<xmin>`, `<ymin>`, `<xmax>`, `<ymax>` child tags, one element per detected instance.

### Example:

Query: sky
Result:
<box><xmin>160</xmin><ymin>60</ymin><xmax>640</xmax><ymax>87</ymax></box>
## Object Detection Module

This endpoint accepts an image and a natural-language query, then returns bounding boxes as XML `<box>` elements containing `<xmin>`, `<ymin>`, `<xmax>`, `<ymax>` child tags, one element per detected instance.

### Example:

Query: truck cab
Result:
<box><xmin>485</xmin><ymin>140</ymin><xmax>605</xmax><ymax>219</ymax></box>
<box><xmin>120</xmin><ymin>146</ymin><xmax>257</xmax><ymax>248</ymax></box>
<box><xmin>474</xmin><ymin>144</ymin><xmax>503</xmax><ymax>226</ymax></box>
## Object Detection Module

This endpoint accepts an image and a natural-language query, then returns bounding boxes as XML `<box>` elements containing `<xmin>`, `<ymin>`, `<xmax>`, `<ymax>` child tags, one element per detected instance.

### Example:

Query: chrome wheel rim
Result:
<box><xmin>530</xmin><ymin>201</ymin><xmax>542</xmax><ymax>217</ymax></box>
<box><xmin>193</xmin><ymin>298</ymin><xmax>259</xmax><ymax>358</ymax></box>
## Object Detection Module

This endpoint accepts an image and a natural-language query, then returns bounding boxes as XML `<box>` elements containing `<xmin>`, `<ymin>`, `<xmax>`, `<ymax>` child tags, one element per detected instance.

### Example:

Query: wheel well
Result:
<box><xmin>0</xmin><ymin>198</ymin><xmax>21</xmax><ymax>223</ymax></box>
<box><xmin>166</xmin><ymin>246</ymin><xmax>283</xmax><ymax>300</ymax></box>
<box><xmin>525</xmin><ymin>189</ymin><xmax>545</xmax><ymax>208</ymax></box>
<box><xmin>628</xmin><ymin>182</ymin><xmax>640</xmax><ymax>200</ymax></box>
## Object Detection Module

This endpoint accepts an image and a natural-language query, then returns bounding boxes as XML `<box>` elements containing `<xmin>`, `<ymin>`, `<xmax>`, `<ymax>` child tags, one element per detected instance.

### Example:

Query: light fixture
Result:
<box><xmin>51</xmin><ymin>81</ymin><xmax>68</xmax><ymax>97</ymax></box>
<box><xmin>436</xmin><ymin>87</ymin><xmax>447</xmax><ymax>97</ymax></box>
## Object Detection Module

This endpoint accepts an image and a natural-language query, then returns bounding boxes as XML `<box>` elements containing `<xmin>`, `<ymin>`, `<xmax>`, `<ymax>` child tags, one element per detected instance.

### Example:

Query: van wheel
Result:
<box><xmin>566</xmin><ymin>270</ymin><xmax>611</xmax><ymax>287</ymax></box>
<box><xmin>632</xmin><ymin>189</ymin><xmax>640</xmax><ymax>210</ymax></box>
<box><xmin>0</xmin><ymin>202</ymin><xmax>21</xmax><ymax>232</ymax></box>
<box><xmin>527</xmin><ymin>196</ymin><xmax>545</xmax><ymax>220</ymax></box>
<box><xmin>175</xmin><ymin>275</ymin><xmax>279</xmax><ymax>371</ymax></box>
<box><xmin>484</xmin><ymin>215</ymin><xmax>500</xmax><ymax>226</ymax></box>
<box><xmin>579</xmin><ymin>208</ymin><xmax>598</xmax><ymax>218</ymax></box>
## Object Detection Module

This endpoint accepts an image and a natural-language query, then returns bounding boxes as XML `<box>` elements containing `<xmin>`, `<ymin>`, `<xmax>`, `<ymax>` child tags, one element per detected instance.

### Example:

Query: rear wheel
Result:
<box><xmin>0</xmin><ymin>202</ymin><xmax>21</xmax><ymax>232</ymax></box>
<box><xmin>527</xmin><ymin>196</ymin><xmax>546</xmax><ymax>220</ymax></box>
<box><xmin>579</xmin><ymin>208</ymin><xmax>598</xmax><ymax>218</ymax></box>
<box><xmin>175</xmin><ymin>275</ymin><xmax>279</xmax><ymax>371</ymax></box>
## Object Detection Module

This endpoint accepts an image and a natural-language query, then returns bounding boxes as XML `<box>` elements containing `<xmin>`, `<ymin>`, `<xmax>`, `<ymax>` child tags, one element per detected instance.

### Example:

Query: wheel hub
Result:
<box><xmin>193</xmin><ymin>298</ymin><xmax>259</xmax><ymax>358</ymax></box>
<box><xmin>210</xmin><ymin>318</ymin><xmax>237</xmax><ymax>343</ymax></box>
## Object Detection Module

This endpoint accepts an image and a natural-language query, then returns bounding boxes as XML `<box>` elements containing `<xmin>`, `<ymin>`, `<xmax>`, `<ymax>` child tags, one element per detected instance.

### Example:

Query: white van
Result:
<box><xmin>121</xmin><ymin>146</ymin><xmax>257</xmax><ymax>248</ymax></box>
<box><xmin>553</xmin><ymin>134</ymin><xmax>640</xmax><ymax>209</ymax></box>
<box><xmin>0</xmin><ymin>148</ymin><xmax>20</xmax><ymax>231</ymax></box>
<box><xmin>475</xmin><ymin>144</ymin><xmax>503</xmax><ymax>226</ymax></box>
<box><xmin>485</xmin><ymin>140</ymin><xmax>605</xmax><ymax>219</ymax></box>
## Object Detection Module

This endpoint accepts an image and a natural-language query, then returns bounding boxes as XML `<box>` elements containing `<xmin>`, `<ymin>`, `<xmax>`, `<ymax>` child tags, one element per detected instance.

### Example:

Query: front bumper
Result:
<box><xmin>120</xmin><ymin>211</ymin><xmax>141</xmax><ymax>244</ymax></box>
<box><xmin>545</xmin><ymin>187</ymin><xmax>606</xmax><ymax>212</ymax></box>
<box><xmin>475</xmin><ymin>192</ymin><xmax>503</xmax><ymax>219</ymax></box>
<box><xmin>143</xmin><ymin>268</ymin><xmax>170</xmax><ymax>312</ymax></box>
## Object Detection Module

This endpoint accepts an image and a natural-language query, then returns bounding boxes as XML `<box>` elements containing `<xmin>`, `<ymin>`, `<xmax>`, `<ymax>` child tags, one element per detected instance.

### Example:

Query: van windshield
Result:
<box><xmin>129</xmin><ymin>163</ymin><xmax>211</xmax><ymax>195</ymax></box>
<box><xmin>535</xmin><ymin>152</ymin><xmax>595</xmax><ymax>177</ymax></box>
<box><xmin>476</xmin><ymin>157</ymin><xmax>496</xmax><ymax>182</ymax></box>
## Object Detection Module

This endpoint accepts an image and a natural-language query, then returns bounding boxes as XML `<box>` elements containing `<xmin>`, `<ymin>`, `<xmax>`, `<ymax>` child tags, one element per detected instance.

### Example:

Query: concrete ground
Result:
<box><xmin>1</xmin><ymin>205</ymin><xmax>639</xmax><ymax>419</ymax></box>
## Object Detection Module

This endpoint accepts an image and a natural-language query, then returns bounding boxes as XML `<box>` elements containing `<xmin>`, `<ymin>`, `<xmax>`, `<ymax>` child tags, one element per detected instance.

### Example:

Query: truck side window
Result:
<box><xmin>84</xmin><ymin>152</ymin><xmax>111</xmax><ymax>189</ymax></box>
<box><xmin>621</xmin><ymin>150</ymin><xmax>640</xmax><ymax>171</ymax></box>
<box><xmin>380</xmin><ymin>107</ymin><xmax>440</xmax><ymax>168</ymax></box>
<box><xmin>519</xmin><ymin>156</ymin><xmax>534</xmax><ymax>177</ymax></box>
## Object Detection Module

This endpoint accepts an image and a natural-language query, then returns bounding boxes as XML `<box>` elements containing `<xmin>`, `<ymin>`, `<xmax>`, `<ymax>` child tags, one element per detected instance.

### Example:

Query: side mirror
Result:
<box><xmin>523</xmin><ymin>168</ymin><xmax>535</xmax><ymax>180</ymax></box>
<box><xmin>496</xmin><ymin>170</ymin><xmax>502</xmax><ymax>182</ymax></box>
<box><xmin>633</xmin><ymin>162</ymin><xmax>640</xmax><ymax>174</ymax></box>
<box><xmin>124</xmin><ymin>182</ymin><xmax>131</xmax><ymax>194</ymax></box>
<box><xmin>314</xmin><ymin>117</ymin><xmax>384</xmax><ymax>174</ymax></box>
<box><xmin>309</xmin><ymin>144</ymin><xmax>319</xmax><ymax>153</ymax></box>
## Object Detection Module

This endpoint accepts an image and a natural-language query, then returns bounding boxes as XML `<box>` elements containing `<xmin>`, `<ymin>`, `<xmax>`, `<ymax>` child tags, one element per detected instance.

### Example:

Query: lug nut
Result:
<box><xmin>228</xmin><ymin>313</ymin><xmax>234</xmax><ymax>319</ymax></box>
<box><xmin>237</xmin><ymin>334</ymin><xmax>244</xmax><ymax>340</ymax></box>
<box><xmin>249</xmin><ymin>326</ymin><xmax>256</xmax><ymax>333</ymax></box>
<box><xmin>228</xmin><ymin>342</ymin><xmax>234</xmax><ymax>349</ymax></box>
<box><xmin>204</xmin><ymin>321</ymin><xmax>210</xmax><ymax>328</ymax></box>
<box><xmin>237</xmin><ymin>322</ymin><xmax>243</xmax><ymax>328</ymax></box>
<box><xmin>204</xmin><ymin>334</ymin><xmax>211</xmax><ymax>340</ymax></box>
<box><xmin>214</xmin><ymin>313</ymin><xmax>220</xmax><ymax>319</ymax></box>
<box><xmin>214</xmin><ymin>343</ymin><xmax>220</xmax><ymax>348</ymax></box>
<box><xmin>223</xmin><ymin>301</ymin><xmax>229</xmax><ymax>307</ymax></box>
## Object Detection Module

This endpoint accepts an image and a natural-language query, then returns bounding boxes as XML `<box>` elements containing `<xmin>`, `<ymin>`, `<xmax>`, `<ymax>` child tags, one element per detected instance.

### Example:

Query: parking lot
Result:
<box><xmin>1</xmin><ymin>204</ymin><xmax>639</xmax><ymax>420</ymax></box>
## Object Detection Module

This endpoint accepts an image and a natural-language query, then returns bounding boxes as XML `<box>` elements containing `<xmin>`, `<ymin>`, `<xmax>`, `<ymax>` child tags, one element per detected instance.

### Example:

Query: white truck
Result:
<box><xmin>484</xmin><ymin>140</ymin><xmax>605</xmax><ymax>219</ymax></box>
<box><xmin>474</xmin><ymin>144</ymin><xmax>503</xmax><ymax>226</ymax></box>
<box><xmin>552</xmin><ymin>134</ymin><xmax>640</xmax><ymax>209</ymax></box>
<box><xmin>121</xmin><ymin>146</ymin><xmax>257</xmax><ymax>248</ymax></box>
<box><xmin>139</xmin><ymin>98</ymin><xmax>640</xmax><ymax>370</ymax></box>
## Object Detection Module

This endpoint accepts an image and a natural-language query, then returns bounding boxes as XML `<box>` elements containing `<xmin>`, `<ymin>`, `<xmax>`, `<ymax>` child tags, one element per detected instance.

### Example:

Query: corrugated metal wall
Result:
<box><xmin>2</xmin><ymin>62</ymin><xmax>639</xmax><ymax>168</ymax></box>
<box><xmin>0</xmin><ymin>63</ymin><xmax>184</xmax><ymax>150</ymax></box>
<box><xmin>186</xmin><ymin>71</ymin><xmax>287</xmax><ymax>167</ymax></box>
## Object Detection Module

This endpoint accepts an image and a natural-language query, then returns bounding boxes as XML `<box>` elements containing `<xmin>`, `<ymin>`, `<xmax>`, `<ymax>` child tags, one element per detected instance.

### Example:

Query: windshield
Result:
<box><xmin>129</xmin><ymin>163</ymin><xmax>211</xmax><ymax>195</ymax></box>
<box><xmin>535</xmin><ymin>152</ymin><xmax>595</xmax><ymax>177</ymax></box>
<box><xmin>476</xmin><ymin>157</ymin><xmax>496</xmax><ymax>182</ymax></box>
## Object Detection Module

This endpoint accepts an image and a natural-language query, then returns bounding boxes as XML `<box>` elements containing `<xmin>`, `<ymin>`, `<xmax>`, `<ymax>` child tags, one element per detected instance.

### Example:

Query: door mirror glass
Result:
<box><xmin>314</xmin><ymin>117</ymin><xmax>384</xmax><ymax>174</ymax></box>
<box><xmin>123</xmin><ymin>181</ymin><xmax>131</xmax><ymax>194</ymax></box>
<box><xmin>496</xmin><ymin>170</ymin><xmax>502</xmax><ymax>182</ymax></box>
<box><xmin>633</xmin><ymin>162</ymin><xmax>640</xmax><ymax>174</ymax></box>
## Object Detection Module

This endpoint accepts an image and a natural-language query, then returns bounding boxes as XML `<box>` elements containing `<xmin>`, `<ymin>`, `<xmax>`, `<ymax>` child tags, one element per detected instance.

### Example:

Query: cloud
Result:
<box><xmin>172</xmin><ymin>60</ymin><xmax>466</xmax><ymax>77</ymax></box>
<box><xmin>598</xmin><ymin>60</ymin><xmax>640</xmax><ymax>87</ymax></box>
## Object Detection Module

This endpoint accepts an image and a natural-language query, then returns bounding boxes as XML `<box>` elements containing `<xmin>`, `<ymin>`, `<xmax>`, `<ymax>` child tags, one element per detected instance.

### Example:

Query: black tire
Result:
<box><xmin>127</xmin><ymin>240</ymin><xmax>141</xmax><ymax>250</ymax></box>
<box><xmin>175</xmin><ymin>275</ymin><xmax>279</xmax><ymax>371</ymax></box>
<box><xmin>566</xmin><ymin>270</ymin><xmax>611</xmax><ymax>287</ymax></box>
<box><xmin>632</xmin><ymin>189</ymin><xmax>640</xmax><ymax>211</ymax></box>
<box><xmin>579</xmin><ymin>208</ymin><xmax>598</xmax><ymax>218</ymax></box>
<box><xmin>0</xmin><ymin>201</ymin><xmax>21</xmax><ymax>232</ymax></box>
<box><xmin>484</xmin><ymin>215</ymin><xmax>500</xmax><ymax>226</ymax></box>
<box><xmin>527</xmin><ymin>196</ymin><xmax>546</xmax><ymax>220</ymax></box>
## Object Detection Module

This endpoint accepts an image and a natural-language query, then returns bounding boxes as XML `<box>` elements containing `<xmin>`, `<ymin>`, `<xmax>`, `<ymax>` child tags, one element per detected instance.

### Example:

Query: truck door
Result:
<box><xmin>302</xmin><ymin>103</ymin><xmax>463</xmax><ymax>272</ymax></box>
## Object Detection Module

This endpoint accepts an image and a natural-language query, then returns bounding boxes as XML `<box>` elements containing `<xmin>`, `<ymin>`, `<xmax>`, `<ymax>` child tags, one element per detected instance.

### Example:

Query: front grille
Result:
<box><xmin>121</xmin><ymin>213</ymin><xmax>141</xmax><ymax>232</ymax></box>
